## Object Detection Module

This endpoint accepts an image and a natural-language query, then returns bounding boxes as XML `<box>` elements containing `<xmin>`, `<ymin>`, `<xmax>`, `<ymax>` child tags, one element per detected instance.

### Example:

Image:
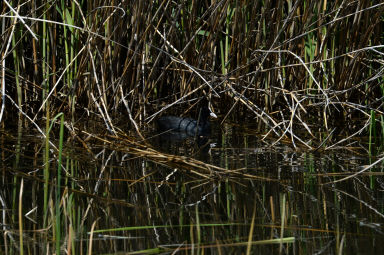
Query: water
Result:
<box><xmin>1</xmin><ymin>121</ymin><xmax>384</xmax><ymax>254</ymax></box>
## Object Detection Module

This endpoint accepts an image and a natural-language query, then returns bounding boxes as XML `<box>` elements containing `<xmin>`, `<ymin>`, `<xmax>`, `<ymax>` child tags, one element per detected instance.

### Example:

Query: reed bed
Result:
<box><xmin>0</xmin><ymin>1</ymin><xmax>383</xmax><ymax>148</ymax></box>
<box><xmin>1</xmin><ymin>1</ymin><xmax>384</xmax><ymax>253</ymax></box>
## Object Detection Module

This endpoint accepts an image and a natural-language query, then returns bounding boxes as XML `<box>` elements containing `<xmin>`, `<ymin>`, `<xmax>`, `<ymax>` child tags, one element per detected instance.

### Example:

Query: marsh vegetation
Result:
<box><xmin>1</xmin><ymin>1</ymin><xmax>384</xmax><ymax>254</ymax></box>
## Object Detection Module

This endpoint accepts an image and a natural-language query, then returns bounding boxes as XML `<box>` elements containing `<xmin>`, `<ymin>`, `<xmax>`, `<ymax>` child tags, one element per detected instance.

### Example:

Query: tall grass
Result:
<box><xmin>1</xmin><ymin>3</ymin><xmax>384</xmax><ymax>252</ymax></box>
<box><xmin>1</xmin><ymin>1</ymin><xmax>383</xmax><ymax>148</ymax></box>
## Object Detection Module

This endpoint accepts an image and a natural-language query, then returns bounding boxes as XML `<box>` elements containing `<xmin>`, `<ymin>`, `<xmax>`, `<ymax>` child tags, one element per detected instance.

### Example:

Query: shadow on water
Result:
<box><xmin>1</xmin><ymin>120</ymin><xmax>384</xmax><ymax>254</ymax></box>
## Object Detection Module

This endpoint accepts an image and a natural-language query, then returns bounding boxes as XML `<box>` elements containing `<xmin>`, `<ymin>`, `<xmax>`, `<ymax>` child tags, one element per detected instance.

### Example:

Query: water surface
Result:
<box><xmin>1</xmin><ymin>121</ymin><xmax>383</xmax><ymax>254</ymax></box>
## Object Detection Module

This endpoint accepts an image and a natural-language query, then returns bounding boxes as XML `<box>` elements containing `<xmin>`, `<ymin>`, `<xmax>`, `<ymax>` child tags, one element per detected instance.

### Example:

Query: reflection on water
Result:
<box><xmin>1</xmin><ymin>121</ymin><xmax>384</xmax><ymax>254</ymax></box>
<box><xmin>154</xmin><ymin>129</ymin><xmax>213</xmax><ymax>158</ymax></box>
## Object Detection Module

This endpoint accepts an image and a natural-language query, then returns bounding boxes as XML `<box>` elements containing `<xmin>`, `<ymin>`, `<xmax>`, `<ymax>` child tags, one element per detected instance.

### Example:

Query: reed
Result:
<box><xmin>369</xmin><ymin>110</ymin><xmax>377</xmax><ymax>156</ymax></box>
<box><xmin>43</xmin><ymin>106</ymin><xmax>50</xmax><ymax>226</ymax></box>
<box><xmin>279</xmin><ymin>193</ymin><xmax>286</xmax><ymax>253</ymax></box>
<box><xmin>18</xmin><ymin>178</ymin><xmax>24</xmax><ymax>255</ymax></box>
<box><xmin>55</xmin><ymin>113</ymin><xmax>64</xmax><ymax>254</ymax></box>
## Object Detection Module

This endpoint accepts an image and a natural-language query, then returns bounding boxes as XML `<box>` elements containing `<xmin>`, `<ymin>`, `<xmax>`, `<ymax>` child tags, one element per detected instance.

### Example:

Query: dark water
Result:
<box><xmin>1</xmin><ymin>121</ymin><xmax>384</xmax><ymax>254</ymax></box>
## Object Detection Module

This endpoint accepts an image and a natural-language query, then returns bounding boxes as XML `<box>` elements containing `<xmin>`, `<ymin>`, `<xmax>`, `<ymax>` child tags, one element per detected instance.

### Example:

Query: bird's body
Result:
<box><xmin>156</xmin><ymin>99</ymin><xmax>215</xmax><ymax>137</ymax></box>
<box><xmin>157</xmin><ymin>115</ymin><xmax>211</xmax><ymax>136</ymax></box>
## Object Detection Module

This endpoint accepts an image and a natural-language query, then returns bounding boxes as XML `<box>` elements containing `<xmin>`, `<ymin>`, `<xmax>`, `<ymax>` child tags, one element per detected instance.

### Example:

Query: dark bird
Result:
<box><xmin>157</xmin><ymin>99</ymin><xmax>216</xmax><ymax>137</ymax></box>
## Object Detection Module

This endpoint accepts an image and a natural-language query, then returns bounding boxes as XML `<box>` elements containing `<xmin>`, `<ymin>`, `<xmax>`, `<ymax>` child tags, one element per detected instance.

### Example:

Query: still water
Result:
<box><xmin>1</xmin><ymin>121</ymin><xmax>384</xmax><ymax>254</ymax></box>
